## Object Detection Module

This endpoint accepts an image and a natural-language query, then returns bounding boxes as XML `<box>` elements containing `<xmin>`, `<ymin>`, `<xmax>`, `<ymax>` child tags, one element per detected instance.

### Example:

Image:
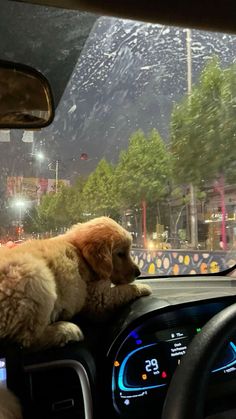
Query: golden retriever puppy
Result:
<box><xmin>0</xmin><ymin>387</ymin><xmax>22</xmax><ymax>419</ymax></box>
<box><xmin>0</xmin><ymin>217</ymin><xmax>151</xmax><ymax>348</ymax></box>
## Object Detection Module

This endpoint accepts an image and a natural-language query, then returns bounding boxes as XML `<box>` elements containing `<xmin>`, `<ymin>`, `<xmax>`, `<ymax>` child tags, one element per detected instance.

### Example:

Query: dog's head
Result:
<box><xmin>65</xmin><ymin>217</ymin><xmax>140</xmax><ymax>284</ymax></box>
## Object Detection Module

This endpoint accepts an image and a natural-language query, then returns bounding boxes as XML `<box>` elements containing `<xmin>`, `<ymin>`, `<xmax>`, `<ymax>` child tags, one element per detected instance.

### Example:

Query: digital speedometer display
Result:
<box><xmin>116</xmin><ymin>327</ymin><xmax>191</xmax><ymax>394</ymax></box>
<box><xmin>111</xmin><ymin>301</ymin><xmax>236</xmax><ymax>418</ymax></box>
<box><xmin>116</xmin><ymin>327</ymin><xmax>236</xmax><ymax>394</ymax></box>
<box><xmin>118</xmin><ymin>343</ymin><xmax>167</xmax><ymax>392</ymax></box>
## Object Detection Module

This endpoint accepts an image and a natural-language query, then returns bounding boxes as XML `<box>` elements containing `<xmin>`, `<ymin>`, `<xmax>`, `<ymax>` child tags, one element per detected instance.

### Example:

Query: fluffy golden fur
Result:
<box><xmin>0</xmin><ymin>387</ymin><xmax>22</xmax><ymax>419</ymax></box>
<box><xmin>0</xmin><ymin>217</ymin><xmax>151</xmax><ymax>348</ymax></box>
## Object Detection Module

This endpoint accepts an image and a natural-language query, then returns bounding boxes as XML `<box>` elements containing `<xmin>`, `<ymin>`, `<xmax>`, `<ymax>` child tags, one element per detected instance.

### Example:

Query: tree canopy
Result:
<box><xmin>24</xmin><ymin>129</ymin><xmax>171</xmax><ymax>234</ymax></box>
<box><xmin>81</xmin><ymin>158</ymin><xmax>119</xmax><ymax>219</ymax></box>
<box><xmin>171</xmin><ymin>57</ymin><xmax>236</xmax><ymax>186</ymax></box>
<box><xmin>24</xmin><ymin>57</ymin><xmax>236</xmax><ymax>243</ymax></box>
<box><xmin>115</xmin><ymin>129</ymin><xmax>171</xmax><ymax>208</ymax></box>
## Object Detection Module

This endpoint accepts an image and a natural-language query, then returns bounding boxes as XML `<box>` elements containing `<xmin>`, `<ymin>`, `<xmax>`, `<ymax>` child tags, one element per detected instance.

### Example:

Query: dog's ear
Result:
<box><xmin>81</xmin><ymin>241</ymin><xmax>113</xmax><ymax>281</ymax></box>
<box><xmin>64</xmin><ymin>218</ymin><xmax>116</xmax><ymax>280</ymax></box>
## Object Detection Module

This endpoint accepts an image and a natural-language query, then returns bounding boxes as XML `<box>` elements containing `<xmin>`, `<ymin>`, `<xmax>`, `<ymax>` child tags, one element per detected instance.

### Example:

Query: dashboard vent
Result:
<box><xmin>24</xmin><ymin>360</ymin><xmax>92</xmax><ymax>419</ymax></box>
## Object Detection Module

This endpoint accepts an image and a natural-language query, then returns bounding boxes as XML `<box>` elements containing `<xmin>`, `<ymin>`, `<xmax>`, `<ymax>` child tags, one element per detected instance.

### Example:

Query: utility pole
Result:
<box><xmin>186</xmin><ymin>28</ymin><xmax>198</xmax><ymax>248</ymax></box>
<box><xmin>48</xmin><ymin>159</ymin><xmax>59</xmax><ymax>193</ymax></box>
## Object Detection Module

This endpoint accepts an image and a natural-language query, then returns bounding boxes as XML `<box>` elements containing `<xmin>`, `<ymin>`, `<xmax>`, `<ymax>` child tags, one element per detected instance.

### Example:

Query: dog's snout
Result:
<box><xmin>135</xmin><ymin>267</ymin><xmax>141</xmax><ymax>277</ymax></box>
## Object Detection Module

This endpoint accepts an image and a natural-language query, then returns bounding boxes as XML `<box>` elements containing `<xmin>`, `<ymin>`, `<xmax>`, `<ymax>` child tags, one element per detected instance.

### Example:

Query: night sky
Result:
<box><xmin>1</xmin><ymin>1</ymin><xmax>236</xmax><ymax>182</ymax></box>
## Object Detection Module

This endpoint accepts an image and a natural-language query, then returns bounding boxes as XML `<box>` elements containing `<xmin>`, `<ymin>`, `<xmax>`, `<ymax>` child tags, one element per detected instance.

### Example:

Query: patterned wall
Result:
<box><xmin>131</xmin><ymin>249</ymin><xmax>236</xmax><ymax>276</ymax></box>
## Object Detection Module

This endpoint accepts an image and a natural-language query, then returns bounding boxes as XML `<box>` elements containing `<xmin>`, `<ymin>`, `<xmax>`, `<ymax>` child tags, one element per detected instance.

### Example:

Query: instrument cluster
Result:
<box><xmin>110</xmin><ymin>299</ymin><xmax>236</xmax><ymax>418</ymax></box>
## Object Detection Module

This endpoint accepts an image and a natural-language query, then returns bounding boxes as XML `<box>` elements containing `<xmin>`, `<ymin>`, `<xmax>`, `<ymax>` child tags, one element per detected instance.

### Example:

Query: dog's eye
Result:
<box><xmin>117</xmin><ymin>251</ymin><xmax>126</xmax><ymax>258</ymax></box>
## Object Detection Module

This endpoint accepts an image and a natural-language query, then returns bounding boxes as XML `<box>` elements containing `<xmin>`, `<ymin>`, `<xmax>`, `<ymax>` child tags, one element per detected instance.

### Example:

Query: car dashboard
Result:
<box><xmin>2</xmin><ymin>277</ymin><xmax>236</xmax><ymax>419</ymax></box>
<box><xmin>109</xmin><ymin>296</ymin><xmax>236</xmax><ymax>418</ymax></box>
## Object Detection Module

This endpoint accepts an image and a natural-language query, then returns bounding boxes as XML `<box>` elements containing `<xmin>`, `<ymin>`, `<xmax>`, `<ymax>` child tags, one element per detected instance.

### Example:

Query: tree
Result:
<box><xmin>24</xmin><ymin>180</ymin><xmax>86</xmax><ymax>234</ymax></box>
<box><xmin>171</xmin><ymin>57</ymin><xmax>236</xmax><ymax>249</ymax></box>
<box><xmin>116</xmin><ymin>129</ymin><xmax>171</xmax><ymax>206</ymax></box>
<box><xmin>115</xmin><ymin>129</ymin><xmax>172</xmax><ymax>244</ymax></box>
<box><xmin>68</xmin><ymin>177</ymin><xmax>87</xmax><ymax>223</ymax></box>
<box><xmin>24</xmin><ymin>194</ymin><xmax>56</xmax><ymax>233</ymax></box>
<box><xmin>81</xmin><ymin>159</ymin><xmax>119</xmax><ymax>219</ymax></box>
<box><xmin>171</xmin><ymin>57</ymin><xmax>236</xmax><ymax>185</ymax></box>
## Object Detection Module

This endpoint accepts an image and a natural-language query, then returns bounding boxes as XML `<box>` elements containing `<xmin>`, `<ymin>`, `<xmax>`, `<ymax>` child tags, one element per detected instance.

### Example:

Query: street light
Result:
<box><xmin>47</xmin><ymin>155</ymin><xmax>95</xmax><ymax>194</ymax></box>
<box><xmin>13</xmin><ymin>199</ymin><xmax>27</xmax><ymax>224</ymax></box>
<box><xmin>31</xmin><ymin>152</ymin><xmax>94</xmax><ymax>195</ymax></box>
<box><xmin>29</xmin><ymin>151</ymin><xmax>59</xmax><ymax>193</ymax></box>
<box><xmin>48</xmin><ymin>160</ymin><xmax>59</xmax><ymax>194</ymax></box>
<box><xmin>29</xmin><ymin>151</ymin><xmax>45</xmax><ymax>180</ymax></box>
<box><xmin>34</xmin><ymin>151</ymin><xmax>45</xmax><ymax>162</ymax></box>
<box><xmin>12</xmin><ymin>199</ymin><xmax>28</xmax><ymax>238</ymax></box>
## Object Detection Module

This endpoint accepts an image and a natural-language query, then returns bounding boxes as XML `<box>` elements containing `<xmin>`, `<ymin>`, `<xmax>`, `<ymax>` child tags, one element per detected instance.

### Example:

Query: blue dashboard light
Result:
<box><xmin>136</xmin><ymin>339</ymin><xmax>142</xmax><ymax>345</ymax></box>
<box><xmin>230</xmin><ymin>341</ymin><xmax>236</xmax><ymax>352</ymax></box>
<box><xmin>118</xmin><ymin>343</ymin><xmax>167</xmax><ymax>392</ymax></box>
<box><xmin>212</xmin><ymin>341</ymin><xmax>236</xmax><ymax>373</ymax></box>
<box><xmin>130</xmin><ymin>331</ymin><xmax>139</xmax><ymax>339</ymax></box>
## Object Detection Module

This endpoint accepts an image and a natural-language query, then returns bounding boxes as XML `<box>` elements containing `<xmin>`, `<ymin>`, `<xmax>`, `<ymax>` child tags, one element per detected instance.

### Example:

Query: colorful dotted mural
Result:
<box><xmin>131</xmin><ymin>249</ymin><xmax>236</xmax><ymax>276</ymax></box>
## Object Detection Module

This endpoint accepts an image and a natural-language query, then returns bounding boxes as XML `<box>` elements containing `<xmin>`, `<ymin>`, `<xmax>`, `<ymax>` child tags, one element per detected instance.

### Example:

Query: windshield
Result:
<box><xmin>1</xmin><ymin>2</ymin><xmax>236</xmax><ymax>277</ymax></box>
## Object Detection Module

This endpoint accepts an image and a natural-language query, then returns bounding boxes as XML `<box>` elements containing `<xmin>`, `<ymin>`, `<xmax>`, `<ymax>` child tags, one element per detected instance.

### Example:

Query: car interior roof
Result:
<box><xmin>16</xmin><ymin>0</ymin><xmax>236</xmax><ymax>33</ymax></box>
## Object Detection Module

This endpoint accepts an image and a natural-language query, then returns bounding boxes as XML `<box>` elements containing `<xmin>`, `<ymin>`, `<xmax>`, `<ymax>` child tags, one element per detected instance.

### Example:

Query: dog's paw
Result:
<box><xmin>38</xmin><ymin>321</ymin><xmax>84</xmax><ymax>348</ymax></box>
<box><xmin>134</xmin><ymin>283</ymin><xmax>152</xmax><ymax>297</ymax></box>
<box><xmin>56</xmin><ymin>322</ymin><xmax>84</xmax><ymax>346</ymax></box>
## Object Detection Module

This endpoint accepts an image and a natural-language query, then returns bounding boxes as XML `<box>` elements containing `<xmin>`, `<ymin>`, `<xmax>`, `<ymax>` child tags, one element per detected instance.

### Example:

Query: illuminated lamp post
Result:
<box><xmin>30</xmin><ymin>152</ymin><xmax>59</xmax><ymax>194</ymax></box>
<box><xmin>13</xmin><ymin>199</ymin><xmax>27</xmax><ymax>239</ymax></box>
<box><xmin>48</xmin><ymin>160</ymin><xmax>59</xmax><ymax>193</ymax></box>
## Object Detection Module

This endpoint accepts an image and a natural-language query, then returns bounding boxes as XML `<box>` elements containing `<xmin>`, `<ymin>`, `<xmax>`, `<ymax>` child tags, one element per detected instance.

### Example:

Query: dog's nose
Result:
<box><xmin>135</xmin><ymin>267</ymin><xmax>141</xmax><ymax>277</ymax></box>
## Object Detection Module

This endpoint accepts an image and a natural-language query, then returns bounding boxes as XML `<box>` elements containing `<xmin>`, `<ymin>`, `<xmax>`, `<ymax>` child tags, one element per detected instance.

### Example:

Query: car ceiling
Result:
<box><xmin>3</xmin><ymin>1</ymin><xmax>97</xmax><ymax>107</ymax></box>
<box><xmin>16</xmin><ymin>0</ymin><xmax>236</xmax><ymax>34</ymax></box>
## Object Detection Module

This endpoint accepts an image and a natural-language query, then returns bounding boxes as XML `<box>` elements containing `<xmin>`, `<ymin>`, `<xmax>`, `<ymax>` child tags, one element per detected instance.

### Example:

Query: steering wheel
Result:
<box><xmin>161</xmin><ymin>302</ymin><xmax>236</xmax><ymax>419</ymax></box>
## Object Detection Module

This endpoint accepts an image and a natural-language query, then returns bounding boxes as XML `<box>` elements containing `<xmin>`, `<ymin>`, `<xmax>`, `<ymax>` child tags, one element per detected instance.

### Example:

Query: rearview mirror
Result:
<box><xmin>0</xmin><ymin>60</ymin><xmax>54</xmax><ymax>129</ymax></box>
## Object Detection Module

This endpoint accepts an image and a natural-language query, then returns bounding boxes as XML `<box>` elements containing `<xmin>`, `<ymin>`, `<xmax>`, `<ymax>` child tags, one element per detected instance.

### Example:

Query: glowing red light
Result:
<box><xmin>80</xmin><ymin>153</ymin><xmax>88</xmax><ymax>160</ymax></box>
<box><xmin>161</xmin><ymin>371</ymin><xmax>167</xmax><ymax>379</ymax></box>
